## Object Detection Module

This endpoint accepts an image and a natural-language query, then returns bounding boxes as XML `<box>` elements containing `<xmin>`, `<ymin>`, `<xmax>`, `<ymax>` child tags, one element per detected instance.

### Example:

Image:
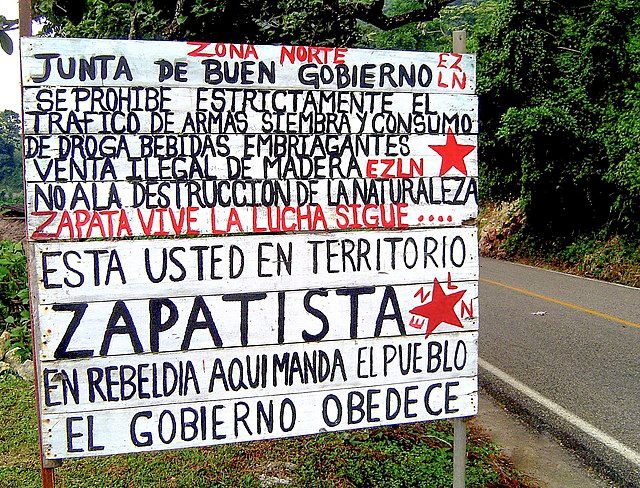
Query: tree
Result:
<box><xmin>0</xmin><ymin>110</ymin><xmax>22</xmax><ymax>203</ymax></box>
<box><xmin>364</xmin><ymin>1</ymin><xmax>499</xmax><ymax>56</ymax></box>
<box><xmin>477</xmin><ymin>0</ymin><xmax>640</xmax><ymax>237</ymax></box>
<box><xmin>34</xmin><ymin>0</ymin><xmax>458</xmax><ymax>46</ymax></box>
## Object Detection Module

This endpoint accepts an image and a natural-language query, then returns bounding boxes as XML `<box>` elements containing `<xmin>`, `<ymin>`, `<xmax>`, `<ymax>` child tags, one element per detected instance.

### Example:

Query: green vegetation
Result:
<box><xmin>0</xmin><ymin>110</ymin><xmax>23</xmax><ymax>205</ymax></box>
<box><xmin>504</xmin><ymin>229</ymin><xmax>640</xmax><ymax>287</ymax></box>
<box><xmin>0</xmin><ymin>374</ymin><xmax>527</xmax><ymax>487</ymax></box>
<box><xmin>480</xmin><ymin>202</ymin><xmax>640</xmax><ymax>287</ymax></box>
<box><xmin>478</xmin><ymin>0</ymin><xmax>640</xmax><ymax>240</ymax></box>
<box><xmin>364</xmin><ymin>0</ymin><xmax>500</xmax><ymax>53</ymax></box>
<box><xmin>0</xmin><ymin>240</ymin><xmax>30</xmax><ymax>361</ymax></box>
<box><xmin>34</xmin><ymin>0</ymin><xmax>453</xmax><ymax>46</ymax></box>
<box><xmin>0</xmin><ymin>15</ymin><xmax>17</xmax><ymax>55</ymax></box>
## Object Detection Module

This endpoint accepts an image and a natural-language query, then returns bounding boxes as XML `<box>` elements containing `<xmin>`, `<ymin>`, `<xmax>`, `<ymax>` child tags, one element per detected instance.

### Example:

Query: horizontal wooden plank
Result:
<box><xmin>41</xmin><ymin>376</ymin><xmax>477</xmax><ymax>459</ymax></box>
<box><xmin>33</xmin><ymin>281</ymin><xmax>479</xmax><ymax>360</ymax></box>
<box><xmin>39</xmin><ymin>331</ymin><xmax>478</xmax><ymax>414</ymax></box>
<box><xmin>23</xmin><ymin>133</ymin><xmax>478</xmax><ymax>182</ymax></box>
<box><xmin>26</xmin><ymin>176</ymin><xmax>478</xmax><ymax>211</ymax></box>
<box><xmin>23</xmin><ymin>87</ymin><xmax>478</xmax><ymax>135</ymax></box>
<box><xmin>30</xmin><ymin>228</ymin><xmax>478</xmax><ymax>304</ymax></box>
<box><xmin>22</xmin><ymin>38</ymin><xmax>476</xmax><ymax>94</ymax></box>
<box><xmin>25</xmin><ymin>177</ymin><xmax>478</xmax><ymax>239</ymax></box>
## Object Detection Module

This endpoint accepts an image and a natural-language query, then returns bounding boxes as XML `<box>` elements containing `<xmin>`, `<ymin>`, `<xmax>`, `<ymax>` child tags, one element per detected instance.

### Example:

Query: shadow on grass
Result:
<box><xmin>0</xmin><ymin>374</ymin><xmax>534</xmax><ymax>487</ymax></box>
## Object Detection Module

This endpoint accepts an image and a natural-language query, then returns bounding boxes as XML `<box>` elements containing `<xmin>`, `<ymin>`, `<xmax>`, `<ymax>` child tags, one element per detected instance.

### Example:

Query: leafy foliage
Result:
<box><xmin>477</xmin><ymin>0</ymin><xmax>640</xmax><ymax>237</ymax></box>
<box><xmin>34</xmin><ymin>0</ymin><xmax>456</xmax><ymax>45</ymax></box>
<box><xmin>0</xmin><ymin>15</ymin><xmax>18</xmax><ymax>54</ymax></box>
<box><xmin>0</xmin><ymin>241</ymin><xmax>30</xmax><ymax>362</ymax></box>
<box><xmin>0</xmin><ymin>110</ymin><xmax>23</xmax><ymax>205</ymax></box>
<box><xmin>364</xmin><ymin>0</ymin><xmax>500</xmax><ymax>53</ymax></box>
<box><xmin>36</xmin><ymin>0</ymin><xmax>166</xmax><ymax>40</ymax></box>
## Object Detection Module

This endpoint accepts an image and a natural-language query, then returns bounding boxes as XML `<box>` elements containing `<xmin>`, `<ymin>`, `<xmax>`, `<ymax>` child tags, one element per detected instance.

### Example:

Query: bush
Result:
<box><xmin>0</xmin><ymin>240</ymin><xmax>31</xmax><ymax>361</ymax></box>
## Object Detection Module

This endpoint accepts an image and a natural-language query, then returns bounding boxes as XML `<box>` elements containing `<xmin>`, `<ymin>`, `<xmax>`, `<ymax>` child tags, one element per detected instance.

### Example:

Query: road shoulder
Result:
<box><xmin>474</xmin><ymin>389</ymin><xmax>613</xmax><ymax>488</ymax></box>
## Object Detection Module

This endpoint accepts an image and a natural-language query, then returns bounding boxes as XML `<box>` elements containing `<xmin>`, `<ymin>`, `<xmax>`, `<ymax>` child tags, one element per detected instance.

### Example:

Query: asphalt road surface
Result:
<box><xmin>479</xmin><ymin>258</ymin><xmax>640</xmax><ymax>487</ymax></box>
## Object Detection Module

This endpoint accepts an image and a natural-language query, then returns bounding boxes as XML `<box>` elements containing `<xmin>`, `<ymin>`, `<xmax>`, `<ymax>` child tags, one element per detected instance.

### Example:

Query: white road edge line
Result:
<box><xmin>479</xmin><ymin>358</ymin><xmax>640</xmax><ymax>467</ymax></box>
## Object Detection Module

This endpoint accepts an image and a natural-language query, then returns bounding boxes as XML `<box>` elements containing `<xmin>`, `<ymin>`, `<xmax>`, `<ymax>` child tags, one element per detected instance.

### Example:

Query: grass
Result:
<box><xmin>501</xmin><ymin>231</ymin><xmax>640</xmax><ymax>288</ymax></box>
<box><xmin>0</xmin><ymin>374</ymin><xmax>532</xmax><ymax>488</ymax></box>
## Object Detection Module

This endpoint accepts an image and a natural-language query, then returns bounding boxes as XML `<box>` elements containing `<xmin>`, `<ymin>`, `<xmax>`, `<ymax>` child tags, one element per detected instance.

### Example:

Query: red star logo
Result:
<box><xmin>428</xmin><ymin>128</ymin><xmax>475</xmax><ymax>176</ymax></box>
<box><xmin>410</xmin><ymin>278</ymin><xmax>467</xmax><ymax>337</ymax></box>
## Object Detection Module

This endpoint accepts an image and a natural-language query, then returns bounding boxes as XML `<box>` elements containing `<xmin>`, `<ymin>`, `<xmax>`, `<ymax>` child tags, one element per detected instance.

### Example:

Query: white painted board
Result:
<box><xmin>34</xmin><ymin>281</ymin><xmax>479</xmax><ymax>360</ymax></box>
<box><xmin>40</xmin><ymin>331</ymin><xmax>478</xmax><ymax>414</ymax></box>
<box><xmin>23</xmin><ymin>88</ymin><xmax>478</xmax><ymax>135</ymax></box>
<box><xmin>22</xmin><ymin>38</ymin><xmax>476</xmax><ymax>94</ymax></box>
<box><xmin>42</xmin><ymin>376</ymin><xmax>477</xmax><ymax>459</ymax></box>
<box><xmin>23</xmin><ymin>133</ymin><xmax>479</xmax><ymax>182</ymax></box>
<box><xmin>26</xmin><ymin>177</ymin><xmax>477</xmax><ymax>239</ymax></box>
<box><xmin>31</xmin><ymin>228</ymin><xmax>478</xmax><ymax>304</ymax></box>
<box><xmin>22</xmin><ymin>36</ymin><xmax>480</xmax><ymax>462</ymax></box>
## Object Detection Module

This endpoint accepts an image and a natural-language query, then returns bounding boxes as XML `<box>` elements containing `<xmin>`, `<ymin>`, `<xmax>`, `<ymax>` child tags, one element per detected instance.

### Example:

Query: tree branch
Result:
<box><xmin>128</xmin><ymin>10</ymin><xmax>138</xmax><ymax>40</ymax></box>
<box><xmin>164</xmin><ymin>0</ymin><xmax>187</xmax><ymax>37</ymax></box>
<box><xmin>352</xmin><ymin>0</ymin><xmax>453</xmax><ymax>30</ymax></box>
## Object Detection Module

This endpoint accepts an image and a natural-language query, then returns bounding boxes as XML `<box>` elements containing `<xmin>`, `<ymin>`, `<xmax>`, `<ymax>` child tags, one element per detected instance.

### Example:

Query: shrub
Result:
<box><xmin>0</xmin><ymin>240</ymin><xmax>31</xmax><ymax>361</ymax></box>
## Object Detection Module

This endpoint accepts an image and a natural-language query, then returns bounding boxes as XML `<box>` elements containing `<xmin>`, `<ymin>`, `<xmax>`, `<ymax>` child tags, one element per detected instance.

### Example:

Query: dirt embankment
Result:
<box><xmin>478</xmin><ymin>200</ymin><xmax>524</xmax><ymax>258</ymax></box>
<box><xmin>0</xmin><ymin>207</ymin><xmax>26</xmax><ymax>242</ymax></box>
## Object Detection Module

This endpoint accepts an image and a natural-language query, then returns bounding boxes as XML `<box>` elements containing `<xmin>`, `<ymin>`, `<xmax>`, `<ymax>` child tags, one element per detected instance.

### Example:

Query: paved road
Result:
<box><xmin>479</xmin><ymin>258</ymin><xmax>640</xmax><ymax>487</ymax></box>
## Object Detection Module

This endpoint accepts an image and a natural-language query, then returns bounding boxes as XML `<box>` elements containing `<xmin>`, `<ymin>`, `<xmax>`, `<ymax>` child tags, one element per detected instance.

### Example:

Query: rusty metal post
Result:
<box><xmin>19</xmin><ymin>0</ymin><xmax>32</xmax><ymax>37</ymax></box>
<box><xmin>18</xmin><ymin>1</ymin><xmax>60</xmax><ymax>487</ymax></box>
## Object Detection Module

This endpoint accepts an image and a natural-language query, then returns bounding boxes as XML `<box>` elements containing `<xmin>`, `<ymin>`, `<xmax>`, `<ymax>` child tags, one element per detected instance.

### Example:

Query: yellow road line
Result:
<box><xmin>480</xmin><ymin>277</ymin><xmax>640</xmax><ymax>330</ymax></box>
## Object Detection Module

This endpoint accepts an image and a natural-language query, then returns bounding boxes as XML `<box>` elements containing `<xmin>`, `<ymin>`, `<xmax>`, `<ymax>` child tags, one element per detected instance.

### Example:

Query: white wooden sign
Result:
<box><xmin>21</xmin><ymin>38</ymin><xmax>476</xmax><ymax>93</ymax></box>
<box><xmin>40</xmin><ymin>332</ymin><xmax>479</xmax><ymax>415</ymax></box>
<box><xmin>22</xmin><ymin>88</ymin><xmax>479</xmax><ymax>135</ymax></box>
<box><xmin>23</xmin><ymin>133</ymin><xmax>479</xmax><ymax>181</ymax></box>
<box><xmin>43</xmin><ymin>376</ymin><xmax>478</xmax><ymax>458</ymax></box>
<box><xmin>22</xmin><ymin>37</ymin><xmax>479</xmax><ymax>460</ymax></box>
<box><xmin>26</xmin><ymin>177</ymin><xmax>477</xmax><ymax>239</ymax></box>
<box><xmin>32</xmin><ymin>228</ymin><xmax>478</xmax><ymax>304</ymax></box>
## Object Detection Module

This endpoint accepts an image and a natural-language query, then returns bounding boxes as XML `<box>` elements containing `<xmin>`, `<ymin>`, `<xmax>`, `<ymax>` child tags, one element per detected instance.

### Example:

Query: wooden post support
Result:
<box><xmin>453</xmin><ymin>30</ymin><xmax>467</xmax><ymax>54</ymax></box>
<box><xmin>453</xmin><ymin>418</ymin><xmax>467</xmax><ymax>488</ymax></box>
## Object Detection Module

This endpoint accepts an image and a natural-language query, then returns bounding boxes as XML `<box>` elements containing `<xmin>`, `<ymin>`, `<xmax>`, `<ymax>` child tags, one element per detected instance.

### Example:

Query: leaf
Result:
<box><xmin>0</xmin><ymin>30</ymin><xmax>13</xmax><ymax>55</ymax></box>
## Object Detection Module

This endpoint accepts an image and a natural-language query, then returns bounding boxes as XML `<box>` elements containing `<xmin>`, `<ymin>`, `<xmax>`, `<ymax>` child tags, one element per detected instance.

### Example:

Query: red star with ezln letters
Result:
<box><xmin>410</xmin><ymin>278</ymin><xmax>467</xmax><ymax>337</ymax></box>
<box><xmin>429</xmin><ymin>128</ymin><xmax>475</xmax><ymax>176</ymax></box>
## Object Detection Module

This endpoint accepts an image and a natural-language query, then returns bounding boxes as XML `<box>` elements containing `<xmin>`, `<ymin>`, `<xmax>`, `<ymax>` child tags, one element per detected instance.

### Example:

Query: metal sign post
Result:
<box><xmin>18</xmin><ymin>0</ymin><xmax>31</xmax><ymax>37</ymax></box>
<box><xmin>19</xmin><ymin>1</ymin><xmax>60</xmax><ymax>487</ymax></box>
<box><xmin>451</xmin><ymin>28</ymin><xmax>470</xmax><ymax>488</ymax></box>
